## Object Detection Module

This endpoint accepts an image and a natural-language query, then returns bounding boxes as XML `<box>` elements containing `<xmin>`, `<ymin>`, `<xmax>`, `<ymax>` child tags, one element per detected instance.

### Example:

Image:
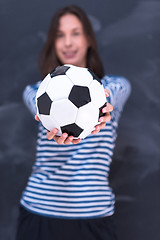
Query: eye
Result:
<box><xmin>73</xmin><ymin>32</ymin><xmax>80</xmax><ymax>36</ymax></box>
<box><xmin>56</xmin><ymin>32</ymin><xmax>64</xmax><ymax>38</ymax></box>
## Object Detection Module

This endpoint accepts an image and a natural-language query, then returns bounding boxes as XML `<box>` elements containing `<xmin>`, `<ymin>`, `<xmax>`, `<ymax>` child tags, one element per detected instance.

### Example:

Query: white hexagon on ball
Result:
<box><xmin>89</xmin><ymin>80</ymin><xmax>106</xmax><ymax>108</ymax></box>
<box><xmin>65</xmin><ymin>65</ymin><xmax>93</xmax><ymax>87</ymax></box>
<box><xmin>76</xmin><ymin>102</ymin><xmax>99</xmax><ymax>130</ymax></box>
<box><xmin>38</xmin><ymin>114</ymin><xmax>61</xmax><ymax>135</ymax></box>
<box><xmin>46</xmin><ymin>75</ymin><xmax>73</xmax><ymax>101</ymax></box>
<box><xmin>50</xmin><ymin>99</ymin><xmax>78</xmax><ymax>127</ymax></box>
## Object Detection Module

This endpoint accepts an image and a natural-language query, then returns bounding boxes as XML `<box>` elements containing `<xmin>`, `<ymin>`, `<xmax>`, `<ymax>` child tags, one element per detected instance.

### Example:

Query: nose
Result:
<box><xmin>64</xmin><ymin>35</ymin><xmax>72</xmax><ymax>47</ymax></box>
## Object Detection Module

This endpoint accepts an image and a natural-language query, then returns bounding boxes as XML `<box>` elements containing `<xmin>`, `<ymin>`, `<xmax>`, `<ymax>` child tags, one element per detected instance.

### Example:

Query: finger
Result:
<box><xmin>92</xmin><ymin>128</ymin><xmax>100</xmax><ymax>135</ymax></box>
<box><xmin>35</xmin><ymin>115</ymin><xmax>40</xmax><ymax>122</ymax></box>
<box><xmin>72</xmin><ymin>138</ymin><xmax>81</xmax><ymax>144</ymax></box>
<box><xmin>91</xmin><ymin>129</ymin><xmax>99</xmax><ymax>135</ymax></box>
<box><xmin>96</xmin><ymin>121</ymin><xmax>106</xmax><ymax>130</ymax></box>
<box><xmin>104</xmin><ymin>88</ymin><xmax>109</xmax><ymax>97</ymax></box>
<box><xmin>64</xmin><ymin>136</ymin><xmax>74</xmax><ymax>145</ymax></box>
<box><xmin>92</xmin><ymin>125</ymin><xmax>102</xmax><ymax>134</ymax></box>
<box><xmin>99</xmin><ymin>113</ymin><xmax>111</xmax><ymax>123</ymax></box>
<box><xmin>55</xmin><ymin>133</ymin><xmax>68</xmax><ymax>145</ymax></box>
<box><xmin>99</xmin><ymin>122</ymin><xmax>106</xmax><ymax>129</ymax></box>
<box><xmin>102</xmin><ymin>103</ymin><xmax>113</xmax><ymax>113</ymax></box>
<box><xmin>47</xmin><ymin>129</ymin><xmax>58</xmax><ymax>140</ymax></box>
<box><xmin>104</xmin><ymin>112</ymin><xmax>111</xmax><ymax>122</ymax></box>
<box><xmin>92</xmin><ymin>123</ymin><xmax>101</xmax><ymax>134</ymax></box>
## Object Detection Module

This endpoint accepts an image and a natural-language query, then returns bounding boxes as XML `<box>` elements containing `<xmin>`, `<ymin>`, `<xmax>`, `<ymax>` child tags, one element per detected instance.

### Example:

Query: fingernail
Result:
<box><xmin>52</xmin><ymin>129</ymin><xmax>57</xmax><ymax>134</ymax></box>
<box><xmin>96</xmin><ymin>125</ymin><xmax>100</xmax><ymax>130</ymax></box>
<box><xmin>63</xmin><ymin>133</ymin><xmax>68</xmax><ymax>138</ymax></box>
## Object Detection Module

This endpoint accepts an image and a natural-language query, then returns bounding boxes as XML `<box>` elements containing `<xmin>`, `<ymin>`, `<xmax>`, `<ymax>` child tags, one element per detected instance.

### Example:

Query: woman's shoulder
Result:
<box><xmin>101</xmin><ymin>74</ymin><xmax>130</xmax><ymax>84</ymax></box>
<box><xmin>23</xmin><ymin>81</ymin><xmax>41</xmax><ymax>96</ymax></box>
<box><xmin>25</xmin><ymin>81</ymin><xmax>41</xmax><ymax>90</ymax></box>
<box><xmin>101</xmin><ymin>74</ymin><xmax>131</xmax><ymax>92</ymax></box>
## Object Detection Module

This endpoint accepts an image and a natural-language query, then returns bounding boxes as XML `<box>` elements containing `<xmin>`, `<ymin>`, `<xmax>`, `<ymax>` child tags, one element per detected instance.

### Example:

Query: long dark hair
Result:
<box><xmin>38</xmin><ymin>5</ymin><xmax>104</xmax><ymax>79</ymax></box>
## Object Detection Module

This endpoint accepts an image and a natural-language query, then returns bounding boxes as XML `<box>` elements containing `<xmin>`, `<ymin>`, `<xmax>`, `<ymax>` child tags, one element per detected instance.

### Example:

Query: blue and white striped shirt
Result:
<box><xmin>20</xmin><ymin>75</ymin><xmax>131</xmax><ymax>219</ymax></box>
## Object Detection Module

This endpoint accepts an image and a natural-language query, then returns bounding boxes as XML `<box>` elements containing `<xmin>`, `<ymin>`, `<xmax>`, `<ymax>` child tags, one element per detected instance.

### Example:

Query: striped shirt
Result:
<box><xmin>20</xmin><ymin>75</ymin><xmax>131</xmax><ymax>219</ymax></box>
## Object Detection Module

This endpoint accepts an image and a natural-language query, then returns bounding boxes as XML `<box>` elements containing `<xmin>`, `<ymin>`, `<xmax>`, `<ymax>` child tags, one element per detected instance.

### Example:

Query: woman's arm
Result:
<box><xmin>102</xmin><ymin>75</ymin><xmax>131</xmax><ymax>122</ymax></box>
<box><xmin>23</xmin><ymin>81</ymin><xmax>41</xmax><ymax>116</ymax></box>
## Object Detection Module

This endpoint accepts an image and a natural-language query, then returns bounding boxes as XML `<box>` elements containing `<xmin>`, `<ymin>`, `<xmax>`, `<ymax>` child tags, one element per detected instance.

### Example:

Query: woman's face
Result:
<box><xmin>55</xmin><ymin>14</ymin><xmax>89</xmax><ymax>68</ymax></box>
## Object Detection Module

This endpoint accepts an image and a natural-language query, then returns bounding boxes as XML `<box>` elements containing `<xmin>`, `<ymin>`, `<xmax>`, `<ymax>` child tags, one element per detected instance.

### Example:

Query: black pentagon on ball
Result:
<box><xmin>88</xmin><ymin>69</ymin><xmax>102</xmax><ymax>84</ymax></box>
<box><xmin>69</xmin><ymin>85</ymin><xmax>91</xmax><ymax>108</ymax></box>
<box><xmin>61</xmin><ymin>123</ymin><xmax>83</xmax><ymax>138</ymax></box>
<box><xmin>37</xmin><ymin>92</ymin><xmax>52</xmax><ymax>115</ymax></box>
<box><xmin>50</xmin><ymin>66</ymin><xmax>70</xmax><ymax>78</ymax></box>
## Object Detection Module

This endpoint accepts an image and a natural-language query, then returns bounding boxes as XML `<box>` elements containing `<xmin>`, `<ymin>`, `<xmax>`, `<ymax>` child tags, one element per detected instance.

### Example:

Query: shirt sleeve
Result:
<box><xmin>101</xmin><ymin>75</ymin><xmax>131</xmax><ymax>122</ymax></box>
<box><xmin>23</xmin><ymin>81</ymin><xmax>41</xmax><ymax>116</ymax></box>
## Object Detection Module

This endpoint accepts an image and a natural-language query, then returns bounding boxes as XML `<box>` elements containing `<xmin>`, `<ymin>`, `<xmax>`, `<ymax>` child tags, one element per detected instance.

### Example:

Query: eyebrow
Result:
<box><xmin>58</xmin><ymin>27</ymin><xmax>81</xmax><ymax>32</ymax></box>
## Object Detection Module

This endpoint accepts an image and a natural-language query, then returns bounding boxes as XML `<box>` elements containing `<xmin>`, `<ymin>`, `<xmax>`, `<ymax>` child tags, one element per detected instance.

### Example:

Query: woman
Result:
<box><xmin>16</xmin><ymin>5</ymin><xmax>131</xmax><ymax>240</ymax></box>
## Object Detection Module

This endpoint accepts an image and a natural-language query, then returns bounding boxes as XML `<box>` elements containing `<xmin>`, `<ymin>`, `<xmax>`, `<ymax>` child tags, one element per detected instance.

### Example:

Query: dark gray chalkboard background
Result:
<box><xmin>1</xmin><ymin>0</ymin><xmax>160</xmax><ymax>239</ymax></box>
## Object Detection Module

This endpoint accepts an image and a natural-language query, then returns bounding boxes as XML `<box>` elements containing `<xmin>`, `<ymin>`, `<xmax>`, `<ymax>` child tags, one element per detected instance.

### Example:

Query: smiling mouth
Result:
<box><xmin>63</xmin><ymin>51</ymin><xmax>77</xmax><ymax>58</ymax></box>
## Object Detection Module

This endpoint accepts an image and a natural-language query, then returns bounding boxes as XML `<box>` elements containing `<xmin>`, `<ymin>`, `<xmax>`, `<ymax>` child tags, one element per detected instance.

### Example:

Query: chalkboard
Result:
<box><xmin>0</xmin><ymin>0</ymin><xmax>160</xmax><ymax>239</ymax></box>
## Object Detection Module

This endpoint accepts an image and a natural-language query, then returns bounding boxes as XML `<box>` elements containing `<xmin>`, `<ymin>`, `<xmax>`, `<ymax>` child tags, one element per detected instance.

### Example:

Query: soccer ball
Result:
<box><xmin>36</xmin><ymin>64</ymin><xmax>106</xmax><ymax>139</ymax></box>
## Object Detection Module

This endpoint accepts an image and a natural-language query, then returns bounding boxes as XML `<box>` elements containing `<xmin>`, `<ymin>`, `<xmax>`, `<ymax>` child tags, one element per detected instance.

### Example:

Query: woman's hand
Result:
<box><xmin>35</xmin><ymin>115</ymin><xmax>81</xmax><ymax>145</ymax></box>
<box><xmin>47</xmin><ymin>130</ymin><xmax>81</xmax><ymax>145</ymax></box>
<box><xmin>91</xmin><ymin>89</ymin><xmax>113</xmax><ymax>135</ymax></box>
